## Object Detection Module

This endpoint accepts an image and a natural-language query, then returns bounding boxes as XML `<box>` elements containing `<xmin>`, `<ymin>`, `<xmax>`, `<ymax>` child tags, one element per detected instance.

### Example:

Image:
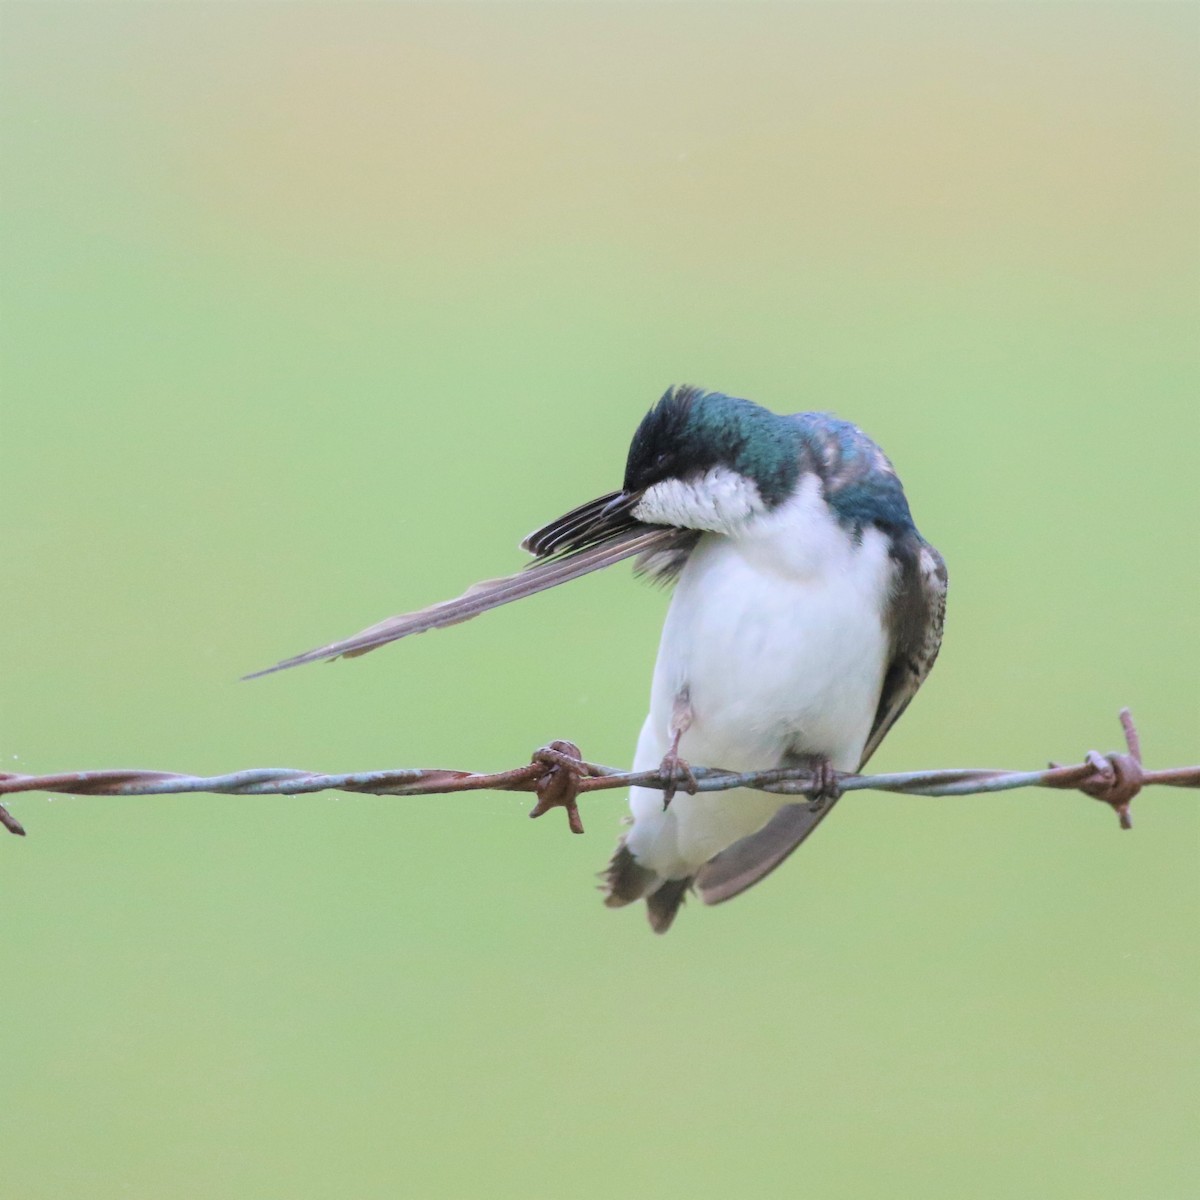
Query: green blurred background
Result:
<box><xmin>2</xmin><ymin>5</ymin><xmax>1197</xmax><ymax>1198</ymax></box>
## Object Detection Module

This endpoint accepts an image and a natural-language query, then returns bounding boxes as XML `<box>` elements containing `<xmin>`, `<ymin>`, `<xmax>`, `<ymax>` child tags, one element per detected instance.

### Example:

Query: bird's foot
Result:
<box><xmin>804</xmin><ymin>756</ymin><xmax>842</xmax><ymax>812</ymax></box>
<box><xmin>659</xmin><ymin>750</ymin><xmax>698</xmax><ymax>810</ymax></box>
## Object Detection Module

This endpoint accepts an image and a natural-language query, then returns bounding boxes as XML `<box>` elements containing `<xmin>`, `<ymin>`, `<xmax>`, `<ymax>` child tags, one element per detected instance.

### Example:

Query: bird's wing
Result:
<box><xmin>520</xmin><ymin>491</ymin><xmax>634</xmax><ymax>557</ymax></box>
<box><xmin>857</xmin><ymin>538</ymin><xmax>948</xmax><ymax>769</ymax></box>
<box><xmin>244</xmin><ymin>498</ymin><xmax>676</xmax><ymax>679</ymax></box>
<box><xmin>695</xmin><ymin>536</ymin><xmax>948</xmax><ymax>906</ymax></box>
<box><xmin>694</xmin><ymin>798</ymin><xmax>842</xmax><ymax>906</ymax></box>
<box><xmin>522</xmin><ymin>490</ymin><xmax>701</xmax><ymax>585</ymax></box>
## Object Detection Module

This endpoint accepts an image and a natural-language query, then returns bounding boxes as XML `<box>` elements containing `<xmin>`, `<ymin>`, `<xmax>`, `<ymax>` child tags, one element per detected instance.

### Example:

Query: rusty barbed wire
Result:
<box><xmin>0</xmin><ymin>709</ymin><xmax>1194</xmax><ymax>840</ymax></box>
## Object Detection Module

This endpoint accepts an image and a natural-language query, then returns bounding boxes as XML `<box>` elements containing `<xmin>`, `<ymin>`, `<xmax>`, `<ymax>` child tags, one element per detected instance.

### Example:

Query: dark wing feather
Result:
<box><xmin>695</xmin><ymin>533</ymin><xmax>948</xmax><ymax>906</ymax></box>
<box><xmin>244</xmin><ymin>524</ymin><xmax>680</xmax><ymax>679</ymax></box>
<box><xmin>632</xmin><ymin>529</ymin><xmax>702</xmax><ymax>586</ymax></box>
<box><xmin>524</xmin><ymin>488</ymin><xmax>701</xmax><ymax>587</ymax></box>
<box><xmin>858</xmin><ymin>538</ymin><xmax>948</xmax><ymax>768</ymax></box>
<box><xmin>520</xmin><ymin>492</ymin><xmax>621</xmax><ymax>556</ymax></box>
<box><xmin>521</xmin><ymin>491</ymin><xmax>645</xmax><ymax>559</ymax></box>
<box><xmin>695</xmin><ymin>800</ymin><xmax>842</xmax><ymax>906</ymax></box>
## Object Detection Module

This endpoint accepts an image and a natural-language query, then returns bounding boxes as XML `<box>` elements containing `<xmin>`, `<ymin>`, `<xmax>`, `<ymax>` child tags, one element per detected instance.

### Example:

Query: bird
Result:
<box><xmin>247</xmin><ymin>386</ymin><xmax>947</xmax><ymax>933</ymax></box>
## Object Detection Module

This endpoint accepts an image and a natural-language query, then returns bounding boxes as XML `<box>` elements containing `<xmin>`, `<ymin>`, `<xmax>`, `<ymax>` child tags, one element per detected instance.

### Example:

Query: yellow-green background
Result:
<box><xmin>2</xmin><ymin>5</ymin><xmax>1197</xmax><ymax>1198</ymax></box>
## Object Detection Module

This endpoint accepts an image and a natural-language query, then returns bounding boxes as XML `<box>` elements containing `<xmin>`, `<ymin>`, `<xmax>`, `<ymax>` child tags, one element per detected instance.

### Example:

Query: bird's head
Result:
<box><xmin>623</xmin><ymin>386</ymin><xmax>801</xmax><ymax>533</ymax></box>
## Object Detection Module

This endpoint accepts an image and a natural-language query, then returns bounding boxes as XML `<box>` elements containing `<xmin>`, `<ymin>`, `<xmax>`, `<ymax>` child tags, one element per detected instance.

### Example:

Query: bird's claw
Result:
<box><xmin>805</xmin><ymin>757</ymin><xmax>842</xmax><ymax>812</ymax></box>
<box><xmin>659</xmin><ymin>751</ymin><xmax>698</xmax><ymax>810</ymax></box>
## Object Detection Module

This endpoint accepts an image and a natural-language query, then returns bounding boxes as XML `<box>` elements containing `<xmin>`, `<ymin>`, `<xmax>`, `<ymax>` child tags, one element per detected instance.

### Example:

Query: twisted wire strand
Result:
<box><xmin>0</xmin><ymin>708</ymin><xmax>1192</xmax><ymax>839</ymax></box>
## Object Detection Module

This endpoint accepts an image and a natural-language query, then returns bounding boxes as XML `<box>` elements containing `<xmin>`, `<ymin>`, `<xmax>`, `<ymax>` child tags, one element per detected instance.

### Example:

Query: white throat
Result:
<box><xmin>632</xmin><ymin>466</ymin><xmax>766</xmax><ymax>535</ymax></box>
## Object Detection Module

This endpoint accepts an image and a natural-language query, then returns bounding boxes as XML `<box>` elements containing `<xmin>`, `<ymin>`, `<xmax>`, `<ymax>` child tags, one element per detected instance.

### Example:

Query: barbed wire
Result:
<box><xmin>0</xmin><ymin>709</ymin><xmax>1194</xmax><ymax>840</ymax></box>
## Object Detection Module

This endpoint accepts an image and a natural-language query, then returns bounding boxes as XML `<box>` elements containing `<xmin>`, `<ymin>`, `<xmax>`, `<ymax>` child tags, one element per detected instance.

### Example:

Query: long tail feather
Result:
<box><xmin>244</xmin><ymin>526</ymin><xmax>678</xmax><ymax>679</ymax></box>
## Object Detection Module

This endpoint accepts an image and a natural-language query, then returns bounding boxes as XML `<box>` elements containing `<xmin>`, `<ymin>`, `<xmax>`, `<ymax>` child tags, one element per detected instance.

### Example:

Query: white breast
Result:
<box><xmin>624</xmin><ymin>475</ymin><xmax>895</xmax><ymax>877</ymax></box>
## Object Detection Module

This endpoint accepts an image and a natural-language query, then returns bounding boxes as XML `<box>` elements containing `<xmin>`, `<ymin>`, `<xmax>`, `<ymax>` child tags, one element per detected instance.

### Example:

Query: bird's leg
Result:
<box><xmin>659</xmin><ymin>688</ymin><xmax>698</xmax><ymax>809</ymax></box>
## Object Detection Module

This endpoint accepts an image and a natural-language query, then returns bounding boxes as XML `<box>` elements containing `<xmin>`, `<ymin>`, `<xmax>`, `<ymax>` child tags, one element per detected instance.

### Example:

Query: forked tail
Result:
<box><xmin>602</xmin><ymin>840</ymin><xmax>694</xmax><ymax>935</ymax></box>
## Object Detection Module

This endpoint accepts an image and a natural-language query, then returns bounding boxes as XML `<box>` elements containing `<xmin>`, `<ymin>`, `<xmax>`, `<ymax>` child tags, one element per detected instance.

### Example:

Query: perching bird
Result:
<box><xmin>248</xmin><ymin>386</ymin><xmax>947</xmax><ymax>933</ymax></box>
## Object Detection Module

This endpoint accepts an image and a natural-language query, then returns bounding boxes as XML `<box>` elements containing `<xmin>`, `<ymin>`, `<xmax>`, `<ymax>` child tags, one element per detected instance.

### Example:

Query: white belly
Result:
<box><xmin>624</xmin><ymin>490</ymin><xmax>894</xmax><ymax>880</ymax></box>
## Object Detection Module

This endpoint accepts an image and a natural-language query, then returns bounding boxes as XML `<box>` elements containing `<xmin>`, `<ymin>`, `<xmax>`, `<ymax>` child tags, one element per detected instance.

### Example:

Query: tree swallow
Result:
<box><xmin>249</xmin><ymin>386</ymin><xmax>947</xmax><ymax>933</ymax></box>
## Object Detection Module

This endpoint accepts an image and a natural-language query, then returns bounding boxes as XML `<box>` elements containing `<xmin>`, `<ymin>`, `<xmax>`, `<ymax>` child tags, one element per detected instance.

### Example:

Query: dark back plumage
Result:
<box><xmin>788</xmin><ymin>411</ymin><xmax>916</xmax><ymax>537</ymax></box>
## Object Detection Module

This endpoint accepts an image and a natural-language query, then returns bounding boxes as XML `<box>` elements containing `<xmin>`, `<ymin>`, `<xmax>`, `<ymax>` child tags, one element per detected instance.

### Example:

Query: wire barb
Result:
<box><xmin>0</xmin><ymin>709</ymin><xmax>1194</xmax><ymax>839</ymax></box>
<box><xmin>527</xmin><ymin>740</ymin><xmax>590</xmax><ymax>833</ymax></box>
<box><xmin>1046</xmin><ymin>707</ymin><xmax>1145</xmax><ymax>830</ymax></box>
<box><xmin>0</xmin><ymin>804</ymin><xmax>26</xmax><ymax>837</ymax></box>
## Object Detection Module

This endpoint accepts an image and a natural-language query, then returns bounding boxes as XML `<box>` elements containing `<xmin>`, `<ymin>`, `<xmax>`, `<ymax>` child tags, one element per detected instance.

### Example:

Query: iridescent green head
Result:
<box><xmin>623</xmin><ymin>386</ymin><xmax>802</xmax><ymax>508</ymax></box>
